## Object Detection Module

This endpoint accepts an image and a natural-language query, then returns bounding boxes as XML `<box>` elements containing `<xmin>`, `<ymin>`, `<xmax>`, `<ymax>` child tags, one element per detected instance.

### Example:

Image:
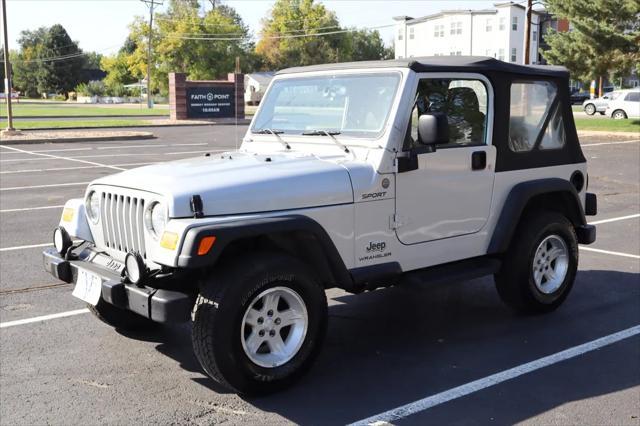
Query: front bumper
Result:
<box><xmin>43</xmin><ymin>247</ymin><xmax>194</xmax><ymax>323</ymax></box>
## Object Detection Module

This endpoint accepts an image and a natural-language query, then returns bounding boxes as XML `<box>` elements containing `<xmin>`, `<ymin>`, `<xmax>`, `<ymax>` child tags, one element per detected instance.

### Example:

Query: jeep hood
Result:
<box><xmin>90</xmin><ymin>152</ymin><xmax>354</xmax><ymax>217</ymax></box>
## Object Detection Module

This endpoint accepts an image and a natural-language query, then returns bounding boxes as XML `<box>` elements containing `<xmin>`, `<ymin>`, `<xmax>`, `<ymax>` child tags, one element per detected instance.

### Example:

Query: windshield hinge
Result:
<box><xmin>390</xmin><ymin>214</ymin><xmax>406</xmax><ymax>230</ymax></box>
<box><xmin>190</xmin><ymin>195</ymin><xmax>204</xmax><ymax>219</ymax></box>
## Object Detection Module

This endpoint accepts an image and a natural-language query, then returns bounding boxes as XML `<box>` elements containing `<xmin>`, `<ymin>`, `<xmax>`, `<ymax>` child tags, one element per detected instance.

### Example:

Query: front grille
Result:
<box><xmin>100</xmin><ymin>192</ymin><xmax>146</xmax><ymax>257</ymax></box>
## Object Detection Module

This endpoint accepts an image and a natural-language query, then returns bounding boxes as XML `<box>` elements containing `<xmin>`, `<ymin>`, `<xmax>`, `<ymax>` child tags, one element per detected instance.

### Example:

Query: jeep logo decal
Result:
<box><xmin>366</xmin><ymin>241</ymin><xmax>386</xmax><ymax>252</ymax></box>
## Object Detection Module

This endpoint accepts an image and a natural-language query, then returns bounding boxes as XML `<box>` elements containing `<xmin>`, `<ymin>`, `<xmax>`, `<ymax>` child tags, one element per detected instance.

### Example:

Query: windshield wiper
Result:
<box><xmin>254</xmin><ymin>128</ymin><xmax>291</xmax><ymax>150</ymax></box>
<box><xmin>301</xmin><ymin>130</ymin><xmax>350</xmax><ymax>153</ymax></box>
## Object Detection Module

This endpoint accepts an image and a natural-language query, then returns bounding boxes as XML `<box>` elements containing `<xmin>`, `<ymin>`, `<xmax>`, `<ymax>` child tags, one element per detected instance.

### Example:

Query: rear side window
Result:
<box><xmin>508</xmin><ymin>81</ymin><xmax>558</xmax><ymax>152</ymax></box>
<box><xmin>540</xmin><ymin>104</ymin><xmax>566</xmax><ymax>150</ymax></box>
<box><xmin>625</xmin><ymin>92</ymin><xmax>640</xmax><ymax>101</ymax></box>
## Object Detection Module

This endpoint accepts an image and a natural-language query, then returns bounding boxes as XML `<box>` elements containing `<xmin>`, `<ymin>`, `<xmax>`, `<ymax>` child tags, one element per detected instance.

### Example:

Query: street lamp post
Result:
<box><xmin>524</xmin><ymin>0</ymin><xmax>533</xmax><ymax>64</ymax></box>
<box><xmin>141</xmin><ymin>0</ymin><xmax>162</xmax><ymax>109</ymax></box>
<box><xmin>1</xmin><ymin>0</ymin><xmax>18</xmax><ymax>134</ymax></box>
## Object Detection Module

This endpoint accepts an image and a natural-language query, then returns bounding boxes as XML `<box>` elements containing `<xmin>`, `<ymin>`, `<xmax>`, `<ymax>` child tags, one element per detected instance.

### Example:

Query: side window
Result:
<box><xmin>625</xmin><ymin>92</ymin><xmax>640</xmax><ymax>102</ymax></box>
<box><xmin>405</xmin><ymin>78</ymin><xmax>488</xmax><ymax>150</ymax></box>
<box><xmin>540</xmin><ymin>104</ymin><xmax>566</xmax><ymax>150</ymax></box>
<box><xmin>508</xmin><ymin>81</ymin><xmax>557</xmax><ymax>152</ymax></box>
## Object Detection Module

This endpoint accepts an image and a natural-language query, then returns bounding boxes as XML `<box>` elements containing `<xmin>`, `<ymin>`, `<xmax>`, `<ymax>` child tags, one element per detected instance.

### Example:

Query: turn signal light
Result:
<box><xmin>160</xmin><ymin>231</ymin><xmax>178</xmax><ymax>250</ymax></box>
<box><xmin>197</xmin><ymin>236</ymin><xmax>216</xmax><ymax>256</ymax></box>
<box><xmin>61</xmin><ymin>208</ymin><xmax>74</xmax><ymax>222</ymax></box>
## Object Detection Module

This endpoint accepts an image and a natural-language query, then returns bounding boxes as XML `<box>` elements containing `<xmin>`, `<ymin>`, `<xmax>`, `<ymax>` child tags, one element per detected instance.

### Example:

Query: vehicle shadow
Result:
<box><xmin>128</xmin><ymin>269</ymin><xmax>640</xmax><ymax>424</ymax></box>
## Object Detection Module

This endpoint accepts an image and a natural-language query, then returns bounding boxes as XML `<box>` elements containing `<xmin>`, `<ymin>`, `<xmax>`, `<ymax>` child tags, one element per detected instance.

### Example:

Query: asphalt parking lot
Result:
<box><xmin>1</xmin><ymin>126</ymin><xmax>638</xmax><ymax>425</ymax></box>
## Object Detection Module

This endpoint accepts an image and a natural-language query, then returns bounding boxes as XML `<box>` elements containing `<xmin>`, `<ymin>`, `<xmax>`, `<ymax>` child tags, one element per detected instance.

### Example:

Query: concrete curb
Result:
<box><xmin>577</xmin><ymin>130</ymin><xmax>639</xmax><ymax>138</ymax></box>
<box><xmin>14</xmin><ymin>114</ymin><xmax>168</xmax><ymax>119</ymax></box>
<box><xmin>1</xmin><ymin>133</ymin><xmax>156</xmax><ymax>146</ymax></box>
<box><xmin>5</xmin><ymin>120</ymin><xmax>252</xmax><ymax>131</ymax></box>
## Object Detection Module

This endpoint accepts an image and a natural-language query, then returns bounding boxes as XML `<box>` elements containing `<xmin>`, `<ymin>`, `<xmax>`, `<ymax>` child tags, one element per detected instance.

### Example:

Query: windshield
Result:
<box><xmin>252</xmin><ymin>73</ymin><xmax>401</xmax><ymax>138</ymax></box>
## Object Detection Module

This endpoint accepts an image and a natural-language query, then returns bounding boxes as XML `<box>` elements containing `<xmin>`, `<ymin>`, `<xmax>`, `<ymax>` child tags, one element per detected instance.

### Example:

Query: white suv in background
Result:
<box><xmin>606</xmin><ymin>88</ymin><xmax>640</xmax><ymax>119</ymax></box>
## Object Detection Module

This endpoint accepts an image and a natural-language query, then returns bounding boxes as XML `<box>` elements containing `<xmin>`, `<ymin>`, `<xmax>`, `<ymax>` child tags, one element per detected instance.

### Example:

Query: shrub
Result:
<box><xmin>107</xmin><ymin>82</ymin><xmax>128</xmax><ymax>97</ymax></box>
<box><xmin>74</xmin><ymin>82</ymin><xmax>89</xmax><ymax>96</ymax></box>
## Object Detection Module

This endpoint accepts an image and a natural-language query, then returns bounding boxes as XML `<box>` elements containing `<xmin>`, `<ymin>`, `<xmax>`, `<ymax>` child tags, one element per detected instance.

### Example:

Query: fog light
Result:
<box><xmin>125</xmin><ymin>252</ymin><xmax>146</xmax><ymax>285</ymax></box>
<box><xmin>53</xmin><ymin>226</ymin><xmax>72</xmax><ymax>256</ymax></box>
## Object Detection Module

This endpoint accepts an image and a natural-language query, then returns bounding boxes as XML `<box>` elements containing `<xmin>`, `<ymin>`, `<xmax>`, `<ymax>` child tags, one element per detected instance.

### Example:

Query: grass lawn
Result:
<box><xmin>0</xmin><ymin>119</ymin><xmax>153</xmax><ymax>130</ymax></box>
<box><xmin>0</xmin><ymin>103</ymin><xmax>168</xmax><ymax>117</ymax></box>
<box><xmin>574</xmin><ymin>117</ymin><xmax>640</xmax><ymax>133</ymax></box>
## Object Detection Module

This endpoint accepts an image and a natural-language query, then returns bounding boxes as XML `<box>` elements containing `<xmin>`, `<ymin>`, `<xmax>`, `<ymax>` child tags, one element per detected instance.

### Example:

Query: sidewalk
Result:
<box><xmin>1</xmin><ymin>129</ymin><xmax>155</xmax><ymax>145</ymax></box>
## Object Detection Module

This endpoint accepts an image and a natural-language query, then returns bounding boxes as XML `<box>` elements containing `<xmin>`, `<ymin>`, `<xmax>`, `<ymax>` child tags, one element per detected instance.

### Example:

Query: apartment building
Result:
<box><xmin>394</xmin><ymin>2</ymin><xmax>542</xmax><ymax>64</ymax></box>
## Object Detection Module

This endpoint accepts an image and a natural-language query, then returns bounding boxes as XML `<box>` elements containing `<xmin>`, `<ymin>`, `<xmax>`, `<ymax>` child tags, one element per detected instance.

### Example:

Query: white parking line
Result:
<box><xmin>0</xmin><ymin>147</ymin><xmax>93</xmax><ymax>154</ymax></box>
<box><xmin>0</xmin><ymin>145</ymin><xmax>125</xmax><ymax>171</ymax></box>
<box><xmin>0</xmin><ymin>162</ymin><xmax>155</xmax><ymax>174</ymax></box>
<box><xmin>165</xmin><ymin>149</ymin><xmax>229</xmax><ymax>155</ymax></box>
<box><xmin>349</xmin><ymin>324</ymin><xmax>640</xmax><ymax>426</ymax></box>
<box><xmin>0</xmin><ymin>182</ymin><xmax>89</xmax><ymax>192</ymax></box>
<box><xmin>581</xmin><ymin>139</ymin><xmax>640</xmax><ymax>147</ymax></box>
<box><xmin>589</xmin><ymin>213</ymin><xmax>640</xmax><ymax>225</ymax></box>
<box><xmin>0</xmin><ymin>152</ymin><xmax>157</xmax><ymax>162</ymax></box>
<box><xmin>0</xmin><ymin>205</ymin><xmax>64</xmax><ymax>213</ymax></box>
<box><xmin>580</xmin><ymin>246</ymin><xmax>640</xmax><ymax>260</ymax></box>
<box><xmin>0</xmin><ymin>308</ymin><xmax>90</xmax><ymax>329</ymax></box>
<box><xmin>0</xmin><ymin>143</ymin><xmax>209</xmax><ymax>155</ymax></box>
<box><xmin>97</xmin><ymin>144</ymin><xmax>167</xmax><ymax>150</ymax></box>
<box><xmin>1</xmin><ymin>149</ymin><xmax>233</xmax><ymax>162</ymax></box>
<box><xmin>0</xmin><ymin>242</ymin><xmax>52</xmax><ymax>252</ymax></box>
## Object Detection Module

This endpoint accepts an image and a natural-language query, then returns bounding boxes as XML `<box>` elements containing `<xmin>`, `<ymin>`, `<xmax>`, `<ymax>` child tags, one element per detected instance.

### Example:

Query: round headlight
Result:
<box><xmin>53</xmin><ymin>226</ymin><xmax>72</xmax><ymax>256</ymax></box>
<box><xmin>144</xmin><ymin>202</ymin><xmax>167</xmax><ymax>239</ymax></box>
<box><xmin>86</xmin><ymin>191</ymin><xmax>100</xmax><ymax>223</ymax></box>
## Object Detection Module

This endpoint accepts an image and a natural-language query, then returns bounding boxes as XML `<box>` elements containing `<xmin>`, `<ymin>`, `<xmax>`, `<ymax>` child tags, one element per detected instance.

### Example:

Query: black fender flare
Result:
<box><xmin>177</xmin><ymin>214</ymin><xmax>353</xmax><ymax>288</ymax></box>
<box><xmin>488</xmin><ymin>178</ymin><xmax>589</xmax><ymax>254</ymax></box>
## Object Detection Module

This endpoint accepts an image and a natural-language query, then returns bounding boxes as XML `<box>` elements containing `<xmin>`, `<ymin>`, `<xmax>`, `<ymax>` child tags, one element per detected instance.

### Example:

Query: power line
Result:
<box><xmin>1</xmin><ymin>45</ymin><xmax>120</xmax><ymax>64</ymax></box>
<box><xmin>162</xmin><ymin>23</ymin><xmax>394</xmax><ymax>41</ymax></box>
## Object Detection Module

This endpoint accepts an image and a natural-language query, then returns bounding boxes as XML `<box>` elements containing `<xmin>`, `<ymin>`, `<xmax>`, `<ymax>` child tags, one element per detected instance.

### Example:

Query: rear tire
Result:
<box><xmin>612</xmin><ymin>109</ymin><xmax>627</xmax><ymax>120</ymax></box>
<box><xmin>584</xmin><ymin>103</ymin><xmax>596</xmax><ymax>115</ymax></box>
<box><xmin>494</xmin><ymin>211</ymin><xmax>578</xmax><ymax>314</ymax></box>
<box><xmin>191</xmin><ymin>252</ymin><xmax>327</xmax><ymax>395</ymax></box>
<box><xmin>88</xmin><ymin>299</ymin><xmax>157</xmax><ymax>330</ymax></box>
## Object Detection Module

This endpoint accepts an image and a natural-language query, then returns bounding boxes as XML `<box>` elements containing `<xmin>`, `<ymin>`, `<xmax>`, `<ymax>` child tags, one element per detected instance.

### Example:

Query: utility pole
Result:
<box><xmin>523</xmin><ymin>0</ymin><xmax>533</xmax><ymax>64</ymax></box>
<box><xmin>1</xmin><ymin>0</ymin><xmax>17</xmax><ymax>134</ymax></box>
<box><xmin>141</xmin><ymin>0</ymin><xmax>162</xmax><ymax>109</ymax></box>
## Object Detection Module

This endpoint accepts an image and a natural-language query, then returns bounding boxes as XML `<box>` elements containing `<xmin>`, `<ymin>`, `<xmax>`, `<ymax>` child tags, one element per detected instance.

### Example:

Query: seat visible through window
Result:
<box><xmin>406</xmin><ymin>79</ymin><xmax>487</xmax><ymax>149</ymax></box>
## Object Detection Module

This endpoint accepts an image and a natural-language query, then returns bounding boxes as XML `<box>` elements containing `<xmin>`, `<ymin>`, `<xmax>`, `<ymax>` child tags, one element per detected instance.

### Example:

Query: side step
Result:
<box><xmin>400</xmin><ymin>257</ymin><xmax>501</xmax><ymax>287</ymax></box>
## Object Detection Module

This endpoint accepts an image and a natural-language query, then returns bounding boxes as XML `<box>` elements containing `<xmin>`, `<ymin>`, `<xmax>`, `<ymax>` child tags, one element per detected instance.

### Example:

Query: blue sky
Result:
<box><xmin>5</xmin><ymin>0</ymin><xmax>497</xmax><ymax>55</ymax></box>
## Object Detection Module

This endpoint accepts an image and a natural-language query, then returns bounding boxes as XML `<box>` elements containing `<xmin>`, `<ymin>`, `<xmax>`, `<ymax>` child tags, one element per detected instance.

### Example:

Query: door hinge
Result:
<box><xmin>390</xmin><ymin>214</ymin><xmax>406</xmax><ymax>230</ymax></box>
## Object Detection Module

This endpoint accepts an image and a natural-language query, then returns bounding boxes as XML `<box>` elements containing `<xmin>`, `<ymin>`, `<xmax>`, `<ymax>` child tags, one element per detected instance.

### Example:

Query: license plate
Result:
<box><xmin>72</xmin><ymin>268</ymin><xmax>103</xmax><ymax>306</ymax></box>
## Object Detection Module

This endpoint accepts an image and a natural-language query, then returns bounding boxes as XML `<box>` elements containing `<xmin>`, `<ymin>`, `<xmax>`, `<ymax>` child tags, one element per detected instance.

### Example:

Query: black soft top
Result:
<box><xmin>277</xmin><ymin>56</ymin><xmax>568</xmax><ymax>78</ymax></box>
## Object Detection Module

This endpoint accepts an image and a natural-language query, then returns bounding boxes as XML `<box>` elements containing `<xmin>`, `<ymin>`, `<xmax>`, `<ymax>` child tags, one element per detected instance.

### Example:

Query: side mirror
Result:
<box><xmin>418</xmin><ymin>112</ymin><xmax>449</xmax><ymax>147</ymax></box>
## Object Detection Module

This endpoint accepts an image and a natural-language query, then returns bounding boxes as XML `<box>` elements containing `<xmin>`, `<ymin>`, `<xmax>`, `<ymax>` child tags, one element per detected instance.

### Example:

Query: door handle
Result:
<box><xmin>471</xmin><ymin>151</ymin><xmax>486</xmax><ymax>170</ymax></box>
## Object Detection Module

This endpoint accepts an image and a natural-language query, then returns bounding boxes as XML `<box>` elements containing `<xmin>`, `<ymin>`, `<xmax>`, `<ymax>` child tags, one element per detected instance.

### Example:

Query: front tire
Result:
<box><xmin>495</xmin><ymin>211</ymin><xmax>578</xmax><ymax>314</ymax></box>
<box><xmin>191</xmin><ymin>253</ymin><xmax>327</xmax><ymax>395</ymax></box>
<box><xmin>584</xmin><ymin>103</ymin><xmax>596</xmax><ymax>115</ymax></box>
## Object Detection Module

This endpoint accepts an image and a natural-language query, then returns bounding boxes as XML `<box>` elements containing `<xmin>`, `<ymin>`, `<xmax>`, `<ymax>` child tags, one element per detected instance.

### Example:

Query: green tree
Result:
<box><xmin>345</xmin><ymin>29</ymin><xmax>388</xmax><ymax>62</ymax></box>
<box><xmin>541</xmin><ymin>0</ymin><xmax>639</xmax><ymax>90</ymax></box>
<box><xmin>12</xmin><ymin>27</ymin><xmax>47</xmax><ymax>97</ymax></box>
<box><xmin>256</xmin><ymin>0</ymin><xmax>348</xmax><ymax>69</ymax></box>
<box><xmin>12</xmin><ymin>25</ymin><xmax>85</xmax><ymax>97</ymax></box>
<box><xmin>112</xmin><ymin>1</ymin><xmax>254</xmax><ymax>95</ymax></box>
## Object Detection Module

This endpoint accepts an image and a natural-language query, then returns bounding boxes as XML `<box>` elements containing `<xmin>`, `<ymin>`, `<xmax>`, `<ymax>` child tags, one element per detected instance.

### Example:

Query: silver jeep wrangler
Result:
<box><xmin>44</xmin><ymin>57</ymin><xmax>597</xmax><ymax>394</ymax></box>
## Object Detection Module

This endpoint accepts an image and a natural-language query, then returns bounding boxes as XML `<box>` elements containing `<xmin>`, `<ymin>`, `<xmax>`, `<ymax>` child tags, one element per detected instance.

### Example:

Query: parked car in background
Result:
<box><xmin>570</xmin><ymin>89</ymin><xmax>590</xmax><ymax>104</ymax></box>
<box><xmin>582</xmin><ymin>91</ymin><xmax>622</xmax><ymax>115</ymax></box>
<box><xmin>606</xmin><ymin>89</ymin><xmax>640</xmax><ymax>119</ymax></box>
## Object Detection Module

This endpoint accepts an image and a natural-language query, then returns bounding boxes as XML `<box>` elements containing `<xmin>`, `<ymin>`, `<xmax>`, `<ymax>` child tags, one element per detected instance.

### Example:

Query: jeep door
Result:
<box><xmin>395</xmin><ymin>74</ymin><xmax>496</xmax><ymax>245</ymax></box>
